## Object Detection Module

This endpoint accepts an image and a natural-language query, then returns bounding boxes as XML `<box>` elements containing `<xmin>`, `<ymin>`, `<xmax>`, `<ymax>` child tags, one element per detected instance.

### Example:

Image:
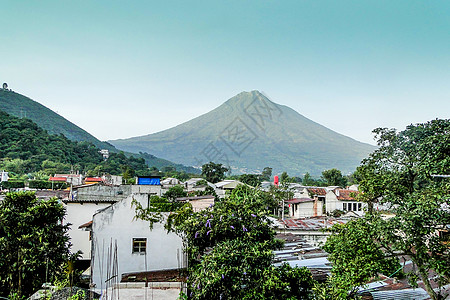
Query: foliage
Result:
<box><xmin>0</xmin><ymin>192</ymin><xmax>70</xmax><ymax>299</ymax></box>
<box><xmin>353</xmin><ymin>119</ymin><xmax>450</xmax><ymax>300</ymax></box>
<box><xmin>260</xmin><ymin>167</ymin><xmax>273</xmax><ymax>181</ymax></box>
<box><xmin>28</xmin><ymin>180</ymin><xmax>68</xmax><ymax>190</ymax></box>
<box><xmin>133</xmin><ymin>195</ymin><xmax>186</xmax><ymax>229</ymax></box>
<box><xmin>302</xmin><ymin>172</ymin><xmax>326</xmax><ymax>186</ymax></box>
<box><xmin>0</xmin><ymin>111</ymin><xmax>171</xmax><ymax>178</ymax></box>
<box><xmin>164</xmin><ymin>185</ymin><xmax>187</xmax><ymax>201</ymax></box>
<box><xmin>323</xmin><ymin>216</ymin><xmax>400</xmax><ymax>297</ymax></box>
<box><xmin>201</xmin><ymin>162</ymin><xmax>229</xmax><ymax>183</ymax></box>
<box><xmin>321</xmin><ymin>168</ymin><xmax>347</xmax><ymax>187</ymax></box>
<box><xmin>0</xmin><ymin>180</ymin><xmax>25</xmax><ymax>189</ymax></box>
<box><xmin>269</xmin><ymin>182</ymin><xmax>294</xmax><ymax>217</ymax></box>
<box><xmin>239</xmin><ymin>174</ymin><xmax>262</xmax><ymax>187</ymax></box>
<box><xmin>162</xmin><ymin>185</ymin><xmax>313</xmax><ymax>299</ymax></box>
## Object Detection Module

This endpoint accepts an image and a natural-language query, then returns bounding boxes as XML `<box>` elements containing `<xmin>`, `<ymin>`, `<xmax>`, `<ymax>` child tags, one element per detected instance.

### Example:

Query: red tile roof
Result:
<box><xmin>78</xmin><ymin>220</ymin><xmax>93</xmax><ymax>229</ymax></box>
<box><xmin>307</xmin><ymin>188</ymin><xmax>327</xmax><ymax>196</ymax></box>
<box><xmin>84</xmin><ymin>177</ymin><xmax>103</xmax><ymax>182</ymax></box>
<box><xmin>335</xmin><ymin>189</ymin><xmax>359</xmax><ymax>200</ymax></box>
<box><xmin>49</xmin><ymin>177</ymin><xmax>67</xmax><ymax>182</ymax></box>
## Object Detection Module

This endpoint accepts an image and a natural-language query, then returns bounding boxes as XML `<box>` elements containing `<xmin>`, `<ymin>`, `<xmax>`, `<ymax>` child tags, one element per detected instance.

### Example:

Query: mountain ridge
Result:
<box><xmin>0</xmin><ymin>88</ymin><xmax>200</xmax><ymax>174</ymax></box>
<box><xmin>110</xmin><ymin>91</ymin><xmax>376</xmax><ymax>176</ymax></box>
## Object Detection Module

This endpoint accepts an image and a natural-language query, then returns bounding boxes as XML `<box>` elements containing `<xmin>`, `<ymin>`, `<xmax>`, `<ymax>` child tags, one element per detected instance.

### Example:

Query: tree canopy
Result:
<box><xmin>0</xmin><ymin>192</ymin><xmax>71</xmax><ymax>299</ymax></box>
<box><xmin>327</xmin><ymin>119</ymin><xmax>450</xmax><ymax>300</ymax></box>
<box><xmin>201</xmin><ymin>162</ymin><xmax>229</xmax><ymax>183</ymax></box>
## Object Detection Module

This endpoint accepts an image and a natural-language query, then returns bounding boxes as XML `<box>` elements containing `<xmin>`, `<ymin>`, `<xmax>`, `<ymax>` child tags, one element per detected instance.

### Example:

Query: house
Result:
<box><xmin>184</xmin><ymin>178</ymin><xmax>215</xmax><ymax>192</ymax></box>
<box><xmin>64</xmin><ymin>183</ymin><xmax>162</xmax><ymax>261</ymax></box>
<box><xmin>54</xmin><ymin>173</ymin><xmax>83</xmax><ymax>186</ymax></box>
<box><xmin>1</xmin><ymin>170</ymin><xmax>9</xmax><ymax>182</ymax></box>
<box><xmin>90</xmin><ymin>193</ymin><xmax>185</xmax><ymax>291</ymax></box>
<box><xmin>214</xmin><ymin>180</ymin><xmax>244</xmax><ymax>198</ymax></box>
<box><xmin>325</xmin><ymin>188</ymin><xmax>364</xmax><ymax>216</ymax></box>
<box><xmin>161</xmin><ymin>177</ymin><xmax>183</xmax><ymax>188</ymax></box>
<box><xmin>84</xmin><ymin>177</ymin><xmax>103</xmax><ymax>185</ymax></box>
<box><xmin>287</xmin><ymin>197</ymin><xmax>324</xmax><ymax>218</ymax></box>
<box><xmin>102</xmin><ymin>174</ymin><xmax>123</xmax><ymax>185</ymax></box>
<box><xmin>280</xmin><ymin>216</ymin><xmax>349</xmax><ymax>246</ymax></box>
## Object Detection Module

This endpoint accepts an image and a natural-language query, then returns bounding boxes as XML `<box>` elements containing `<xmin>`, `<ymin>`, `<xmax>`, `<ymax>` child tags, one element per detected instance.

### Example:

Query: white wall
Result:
<box><xmin>64</xmin><ymin>202</ymin><xmax>111</xmax><ymax>260</ymax></box>
<box><xmin>91</xmin><ymin>194</ymin><xmax>184</xmax><ymax>290</ymax></box>
<box><xmin>290</xmin><ymin>200</ymin><xmax>324</xmax><ymax>218</ymax></box>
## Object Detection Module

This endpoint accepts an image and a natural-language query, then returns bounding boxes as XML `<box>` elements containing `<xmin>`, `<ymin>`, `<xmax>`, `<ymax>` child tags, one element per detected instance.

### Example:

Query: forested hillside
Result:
<box><xmin>0</xmin><ymin>110</ymin><xmax>152</xmax><ymax>177</ymax></box>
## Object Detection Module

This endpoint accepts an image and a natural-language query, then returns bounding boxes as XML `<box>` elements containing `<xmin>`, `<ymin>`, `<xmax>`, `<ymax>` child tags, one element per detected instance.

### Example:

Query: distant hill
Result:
<box><xmin>110</xmin><ymin>91</ymin><xmax>376</xmax><ymax>176</ymax></box>
<box><xmin>0</xmin><ymin>89</ymin><xmax>114</xmax><ymax>150</ymax></box>
<box><xmin>0</xmin><ymin>88</ymin><xmax>199</xmax><ymax>174</ymax></box>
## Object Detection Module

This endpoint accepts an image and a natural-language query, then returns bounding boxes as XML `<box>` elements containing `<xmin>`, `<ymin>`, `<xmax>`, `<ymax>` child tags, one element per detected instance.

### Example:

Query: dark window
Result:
<box><xmin>132</xmin><ymin>238</ymin><xmax>147</xmax><ymax>254</ymax></box>
<box><xmin>358</xmin><ymin>203</ymin><xmax>362</xmax><ymax>211</ymax></box>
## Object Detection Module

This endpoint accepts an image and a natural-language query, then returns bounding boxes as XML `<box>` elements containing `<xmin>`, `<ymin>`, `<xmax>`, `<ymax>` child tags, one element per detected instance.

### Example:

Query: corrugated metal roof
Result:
<box><xmin>369</xmin><ymin>288</ymin><xmax>429</xmax><ymax>300</ymax></box>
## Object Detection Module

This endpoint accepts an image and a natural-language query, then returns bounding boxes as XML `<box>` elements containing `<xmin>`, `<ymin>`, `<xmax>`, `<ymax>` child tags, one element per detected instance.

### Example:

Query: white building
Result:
<box><xmin>325</xmin><ymin>188</ymin><xmax>365</xmax><ymax>216</ymax></box>
<box><xmin>214</xmin><ymin>180</ymin><xmax>244</xmax><ymax>198</ymax></box>
<box><xmin>287</xmin><ymin>197</ymin><xmax>324</xmax><ymax>218</ymax></box>
<box><xmin>90</xmin><ymin>193</ymin><xmax>184</xmax><ymax>291</ymax></box>
<box><xmin>0</xmin><ymin>170</ymin><xmax>8</xmax><ymax>182</ymax></box>
<box><xmin>64</xmin><ymin>183</ymin><xmax>162</xmax><ymax>260</ymax></box>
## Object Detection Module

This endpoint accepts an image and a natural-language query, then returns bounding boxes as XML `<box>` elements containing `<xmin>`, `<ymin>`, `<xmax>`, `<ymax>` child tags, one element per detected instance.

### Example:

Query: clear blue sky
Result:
<box><xmin>1</xmin><ymin>0</ymin><xmax>449</xmax><ymax>145</ymax></box>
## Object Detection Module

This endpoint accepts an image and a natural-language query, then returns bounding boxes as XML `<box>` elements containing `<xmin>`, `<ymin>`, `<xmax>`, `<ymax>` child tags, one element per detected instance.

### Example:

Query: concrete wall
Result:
<box><xmin>290</xmin><ymin>200</ymin><xmax>324</xmax><ymax>218</ymax></box>
<box><xmin>64</xmin><ymin>202</ymin><xmax>111</xmax><ymax>260</ymax></box>
<box><xmin>91</xmin><ymin>194</ymin><xmax>184</xmax><ymax>290</ymax></box>
<box><xmin>74</xmin><ymin>184</ymin><xmax>162</xmax><ymax>202</ymax></box>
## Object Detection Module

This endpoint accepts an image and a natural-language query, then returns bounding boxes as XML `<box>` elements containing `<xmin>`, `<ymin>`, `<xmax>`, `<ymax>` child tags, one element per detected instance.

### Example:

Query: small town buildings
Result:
<box><xmin>287</xmin><ymin>197</ymin><xmax>324</xmax><ymax>218</ymax></box>
<box><xmin>54</xmin><ymin>173</ymin><xmax>83</xmax><ymax>186</ymax></box>
<box><xmin>1</xmin><ymin>170</ymin><xmax>9</xmax><ymax>182</ymax></box>
<box><xmin>279</xmin><ymin>216</ymin><xmax>349</xmax><ymax>246</ymax></box>
<box><xmin>64</xmin><ymin>181</ymin><xmax>162</xmax><ymax>261</ymax></box>
<box><xmin>90</xmin><ymin>193</ymin><xmax>185</xmax><ymax>291</ymax></box>
<box><xmin>325</xmin><ymin>188</ymin><xmax>364</xmax><ymax>216</ymax></box>
<box><xmin>161</xmin><ymin>177</ymin><xmax>182</xmax><ymax>188</ymax></box>
<box><xmin>84</xmin><ymin>177</ymin><xmax>104</xmax><ymax>185</ymax></box>
<box><xmin>214</xmin><ymin>180</ymin><xmax>244</xmax><ymax>198</ymax></box>
<box><xmin>184</xmin><ymin>178</ymin><xmax>215</xmax><ymax>192</ymax></box>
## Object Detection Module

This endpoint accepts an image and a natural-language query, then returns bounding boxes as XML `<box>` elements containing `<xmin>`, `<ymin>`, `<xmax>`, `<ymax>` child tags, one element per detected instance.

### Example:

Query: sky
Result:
<box><xmin>1</xmin><ymin>0</ymin><xmax>449</xmax><ymax>145</ymax></box>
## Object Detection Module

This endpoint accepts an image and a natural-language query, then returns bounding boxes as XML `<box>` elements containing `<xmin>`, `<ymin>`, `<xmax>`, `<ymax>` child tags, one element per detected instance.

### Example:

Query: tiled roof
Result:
<box><xmin>336</xmin><ymin>189</ymin><xmax>359</xmax><ymax>200</ymax></box>
<box><xmin>286</xmin><ymin>198</ymin><xmax>314</xmax><ymax>204</ymax></box>
<box><xmin>84</xmin><ymin>177</ymin><xmax>103</xmax><ymax>182</ymax></box>
<box><xmin>307</xmin><ymin>188</ymin><xmax>326</xmax><ymax>196</ymax></box>
<box><xmin>49</xmin><ymin>177</ymin><xmax>67</xmax><ymax>182</ymax></box>
<box><xmin>78</xmin><ymin>220</ymin><xmax>93</xmax><ymax>229</ymax></box>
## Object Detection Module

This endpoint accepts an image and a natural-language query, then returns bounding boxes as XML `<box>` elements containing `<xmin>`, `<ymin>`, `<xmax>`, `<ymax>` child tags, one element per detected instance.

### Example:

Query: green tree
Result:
<box><xmin>320</xmin><ymin>216</ymin><xmax>400</xmax><ymax>298</ymax></box>
<box><xmin>321</xmin><ymin>168</ymin><xmax>347</xmax><ymax>187</ymax></box>
<box><xmin>0</xmin><ymin>192</ymin><xmax>71</xmax><ymax>298</ymax></box>
<box><xmin>165</xmin><ymin>185</ymin><xmax>314</xmax><ymax>299</ymax></box>
<box><xmin>201</xmin><ymin>162</ymin><xmax>229</xmax><ymax>183</ymax></box>
<box><xmin>260</xmin><ymin>167</ymin><xmax>273</xmax><ymax>181</ymax></box>
<box><xmin>342</xmin><ymin>120</ymin><xmax>450</xmax><ymax>300</ymax></box>
<box><xmin>239</xmin><ymin>174</ymin><xmax>261</xmax><ymax>187</ymax></box>
<box><xmin>163</xmin><ymin>185</ymin><xmax>187</xmax><ymax>201</ymax></box>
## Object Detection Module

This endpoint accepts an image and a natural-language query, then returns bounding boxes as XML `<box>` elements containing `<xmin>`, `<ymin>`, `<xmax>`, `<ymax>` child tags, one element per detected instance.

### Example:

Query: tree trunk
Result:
<box><xmin>419</xmin><ymin>265</ymin><xmax>438</xmax><ymax>300</ymax></box>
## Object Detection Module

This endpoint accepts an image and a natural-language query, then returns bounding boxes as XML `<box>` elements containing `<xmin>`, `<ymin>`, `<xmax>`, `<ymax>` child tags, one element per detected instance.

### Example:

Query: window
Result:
<box><xmin>353</xmin><ymin>203</ymin><xmax>357</xmax><ymax>211</ymax></box>
<box><xmin>358</xmin><ymin>203</ymin><xmax>362</xmax><ymax>211</ymax></box>
<box><xmin>132</xmin><ymin>238</ymin><xmax>147</xmax><ymax>254</ymax></box>
<box><xmin>343</xmin><ymin>203</ymin><xmax>347</xmax><ymax>211</ymax></box>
